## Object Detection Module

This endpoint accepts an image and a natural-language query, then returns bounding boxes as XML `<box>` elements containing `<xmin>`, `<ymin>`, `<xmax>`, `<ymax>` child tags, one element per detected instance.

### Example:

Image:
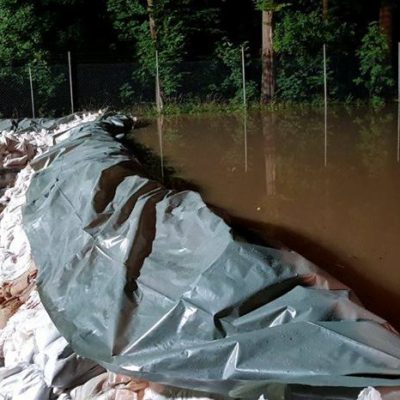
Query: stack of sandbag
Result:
<box><xmin>0</xmin><ymin>122</ymin><xmax>54</xmax><ymax>211</ymax></box>
<box><xmin>0</xmin><ymin>114</ymin><xmax>104</xmax><ymax>399</ymax></box>
<box><xmin>0</xmin><ymin>113</ymin><xmax>222</xmax><ymax>400</ymax></box>
<box><xmin>0</xmin><ymin>113</ymin><xmax>99</xmax><ymax>329</ymax></box>
<box><xmin>0</xmin><ymin>130</ymin><xmax>49</xmax><ymax>169</ymax></box>
<box><xmin>0</xmin><ymin>113</ymin><xmax>397</xmax><ymax>400</ymax></box>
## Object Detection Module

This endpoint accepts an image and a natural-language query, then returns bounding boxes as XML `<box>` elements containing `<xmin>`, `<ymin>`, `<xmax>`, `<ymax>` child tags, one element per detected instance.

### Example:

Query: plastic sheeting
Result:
<box><xmin>22</xmin><ymin>113</ymin><xmax>400</xmax><ymax>398</ymax></box>
<box><xmin>0</xmin><ymin>112</ymin><xmax>228</xmax><ymax>400</ymax></box>
<box><xmin>0</xmin><ymin>113</ymin><xmax>109</xmax><ymax>399</ymax></box>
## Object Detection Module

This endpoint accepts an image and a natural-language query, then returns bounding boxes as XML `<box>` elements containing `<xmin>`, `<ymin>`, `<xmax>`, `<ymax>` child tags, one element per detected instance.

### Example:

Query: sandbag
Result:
<box><xmin>22</xmin><ymin>113</ymin><xmax>400</xmax><ymax>398</ymax></box>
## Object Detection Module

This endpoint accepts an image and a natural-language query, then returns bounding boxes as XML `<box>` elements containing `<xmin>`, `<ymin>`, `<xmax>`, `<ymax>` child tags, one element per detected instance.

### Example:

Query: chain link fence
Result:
<box><xmin>0</xmin><ymin>57</ymin><xmax>264</xmax><ymax>117</ymax></box>
<box><xmin>0</xmin><ymin>45</ymin><xmax>396</xmax><ymax>118</ymax></box>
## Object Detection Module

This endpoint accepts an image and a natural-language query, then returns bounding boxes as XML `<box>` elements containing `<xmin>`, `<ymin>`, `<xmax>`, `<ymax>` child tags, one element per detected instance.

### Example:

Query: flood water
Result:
<box><xmin>134</xmin><ymin>106</ymin><xmax>400</xmax><ymax>328</ymax></box>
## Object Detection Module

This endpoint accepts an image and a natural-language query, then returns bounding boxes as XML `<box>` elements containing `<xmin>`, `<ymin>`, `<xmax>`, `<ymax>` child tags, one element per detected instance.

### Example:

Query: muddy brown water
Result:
<box><xmin>133</xmin><ymin>106</ymin><xmax>400</xmax><ymax>329</ymax></box>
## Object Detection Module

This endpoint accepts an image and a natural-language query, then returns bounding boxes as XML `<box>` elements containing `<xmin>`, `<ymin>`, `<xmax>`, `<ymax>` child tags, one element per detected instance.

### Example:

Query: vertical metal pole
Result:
<box><xmin>243</xmin><ymin>112</ymin><xmax>248</xmax><ymax>173</ymax></box>
<box><xmin>157</xmin><ymin>115</ymin><xmax>164</xmax><ymax>181</ymax></box>
<box><xmin>28</xmin><ymin>66</ymin><xmax>35</xmax><ymax>119</ymax></box>
<box><xmin>242</xmin><ymin>45</ymin><xmax>248</xmax><ymax>172</ymax></box>
<box><xmin>397</xmin><ymin>42</ymin><xmax>400</xmax><ymax>163</ymax></box>
<box><xmin>323</xmin><ymin>44</ymin><xmax>328</xmax><ymax>167</ymax></box>
<box><xmin>68</xmin><ymin>51</ymin><xmax>75</xmax><ymax>114</ymax></box>
<box><xmin>241</xmin><ymin>46</ymin><xmax>247</xmax><ymax>110</ymax></box>
<box><xmin>155</xmin><ymin>50</ymin><xmax>163</xmax><ymax>113</ymax></box>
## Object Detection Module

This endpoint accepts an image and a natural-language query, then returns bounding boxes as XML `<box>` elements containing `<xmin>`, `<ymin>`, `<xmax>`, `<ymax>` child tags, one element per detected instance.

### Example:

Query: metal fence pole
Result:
<box><xmin>155</xmin><ymin>50</ymin><xmax>163</xmax><ymax>113</ymax></box>
<box><xmin>243</xmin><ymin>112</ymin><xmax>248</xmax><ymax>173</ymax></box>
<box><xmin>68</xmin><ymin>51</ymin><xmax>75</xmax><ymax>114</ymax></box>
<box><xmin>28</xmin><ymin>66</ymin><xmax>36</xmax><ymax>119</ymax></box>
<box><xmin>397</xmin><ymin>42</ymin><xmax>400</xmax><ymax>163</ymax></box>
<box><xmin>241</xmin><ymin>46</ymin><xmax>247</xmax><ymax>110</ymax></box>
<box><xmin>323</xmin><ymin>44</ymin><xmax>328</xmax><ymax>167</ymax></box>
<box><xmin>157</xmin><ymin>115</ymin><xmax>164</xmax><ymax>182</ymax></box>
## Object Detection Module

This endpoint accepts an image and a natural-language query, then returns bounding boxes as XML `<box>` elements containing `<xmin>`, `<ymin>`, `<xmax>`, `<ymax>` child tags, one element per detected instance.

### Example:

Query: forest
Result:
<box><xmin>0</xmin><ymin>0</ymin><xmax>399</xmax><ymax>114</ymax></box>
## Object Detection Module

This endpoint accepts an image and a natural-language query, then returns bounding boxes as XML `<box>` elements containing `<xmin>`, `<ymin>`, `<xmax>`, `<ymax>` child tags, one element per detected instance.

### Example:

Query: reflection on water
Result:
<box><xmin>134</xmin><ymin>106</ymin><xmax>400</xmax><ymax>328</ymax></box>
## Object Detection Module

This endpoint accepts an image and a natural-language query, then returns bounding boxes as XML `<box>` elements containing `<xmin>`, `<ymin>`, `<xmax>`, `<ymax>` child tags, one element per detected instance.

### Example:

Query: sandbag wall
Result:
<box><xmin>20</xmin><ymin>113</ymin><xmax>400</xmax><ymax>398</ymax></box>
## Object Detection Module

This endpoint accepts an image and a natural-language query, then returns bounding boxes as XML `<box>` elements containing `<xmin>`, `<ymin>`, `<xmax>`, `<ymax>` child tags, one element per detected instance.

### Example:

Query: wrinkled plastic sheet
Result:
<box><xmin>0</xmin><ymin>114</ymin><xmax>83</xmax><ymax>133</ymax></box>
<box><xmin>22</xmin><ymin>113</ymin><xmax>400</xmax><ymax>398</ymax></box>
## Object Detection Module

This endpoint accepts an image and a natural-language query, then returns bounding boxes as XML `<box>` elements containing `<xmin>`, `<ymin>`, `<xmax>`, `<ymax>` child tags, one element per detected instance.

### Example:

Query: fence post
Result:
<box><xmin>397</xmin><ymin>42</ymin><xmax>400</xmax><ymax>163</ymax></box>
<box><xmin>155</xmin><ymin>50</ymin><xmax>163</xmax><ymax>113</ymax></box>
<box><xmin>323</xmin><ymin>44</ymin><xmax>328</xmax><ymax>167</ymax></box>
<box><xmin>157</xmin><ymin>115</ymin><xmax>164</xmax><ymax>181</ymax></box>
<box><xmin>68</xmin><ymin>51</ymin><xmax>75</xmax><ymax>114</ymax></box>
<box><xmin>28</xmin><ymin>66</ymin><xmax>36</xmax><ymax>119</ymax></box>
<box><xmin>241</xmin><ymin>46</ymin><xmax>247</xmax><ymax>110</ymax></box>
<box><xmin>243</xmin><ymin>112</ymin><xmax>248</xmax><ymax>173</ymax></box>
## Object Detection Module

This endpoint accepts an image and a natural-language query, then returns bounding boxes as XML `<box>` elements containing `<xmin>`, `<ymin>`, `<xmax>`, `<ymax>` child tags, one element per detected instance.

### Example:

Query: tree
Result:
<box><xmin>146</xmin><ymin>0</ymin><xmax>157</xmax><ymax>42</ymax></box>
<box><xmin>0</xmin><ymin>0</ymin><xmax>61</xmax><ymax>116</ymax></box>
<box><xmin>354</xmin><ymin>22</ymin><xmax>394</xmax><ymax>107</ymax></box>
<box><xmin>256</xmin><ymin>1</ymin><xmax>287</xmax><ymax>104</ymax></box>
<box><xmin>261</xmin><ymin>9</ymin><xmax>274</xmax><ymax>103</ymax></box>
<box><xmin>212</xmin><ymin>40</ymin><xmax>257</xmax><ymax>103</ymax></box>
<box><xmin>145</xmin><ymin>0</ymin><xmax>163</xmax><ymax>109</ymax></box>
<box><xmin>107</xmin><ymin>0</ymin><xmax>186</xmax><ymax>101</ymax></box>
<box><xmin>0</xmin><ymin>2</ymin><xmax>44</xmax><ymax>66</ymax></box>
<box><xmin>322</xmin><ymin>0</ymin><xmax>328</xmax><ymax>20</ymax></box>
<box><xmin>38</xmin><ymin>0</ymin><xmax>118</xmax><ymax>62</ymax></box>
<box><xmin>107</xmin><ymin>0</ymin><xmax>221</xmax><ymax>103</ymax></box>
<box><xmin>379</xmin><ymin>0</ymin><xmax>394</xmax><ymax>51</ymax></box>
<box><xmin>273</xmin><ymin>8</ymin><xmax>354</xmax><ymax>101</ymax></box>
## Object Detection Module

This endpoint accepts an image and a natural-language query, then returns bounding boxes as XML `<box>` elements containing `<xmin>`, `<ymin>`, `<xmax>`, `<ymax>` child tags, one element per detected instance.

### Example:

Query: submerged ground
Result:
<box><xmin>134</xmin><ymin>105</ymin><xmax>400</xmax><ymax>329</ymax></box>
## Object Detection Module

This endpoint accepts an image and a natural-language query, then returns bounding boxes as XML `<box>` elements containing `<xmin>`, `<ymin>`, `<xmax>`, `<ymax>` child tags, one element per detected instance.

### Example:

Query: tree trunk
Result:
<box><xmin>261</xmin><ymin>10</ymin><xmax>274</xmax><ymax>104</ymax></box>
<box><xmin>146</xmin><ymin>0</ymin><xmax>157</xmax><ymax>42</ymax></box>
<box><xmin>379</xmin><ymin>1</ymin><xmax>393</xmax><ymax>51</ymax></box>
<box><xmin>322</xmin><ymin>0</ymin><xmax>328</xmax><ymax>20</ymax></box>
<box><xmin>146</xmin><ymin>0</ymin><xmax>163</xmax><ymax>111</ymax></box>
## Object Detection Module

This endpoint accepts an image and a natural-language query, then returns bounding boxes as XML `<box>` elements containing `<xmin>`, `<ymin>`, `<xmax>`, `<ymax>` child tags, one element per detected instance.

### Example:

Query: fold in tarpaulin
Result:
<box><xmin>22</xmin><ymin>113</ymin><xmax>400</xmax><ymax>398</ymax></box>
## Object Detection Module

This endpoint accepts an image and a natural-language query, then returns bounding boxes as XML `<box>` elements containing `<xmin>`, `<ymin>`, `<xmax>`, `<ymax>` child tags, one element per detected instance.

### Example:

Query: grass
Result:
<box><xmin>126</xmin><ymin>100</ymin><xmax>323</xmax><ymax>118</ymax></box>
<box><xmin>124</xmin><ymin>97</ymin><xmax>388</xmax><ymax>118</ymax></box>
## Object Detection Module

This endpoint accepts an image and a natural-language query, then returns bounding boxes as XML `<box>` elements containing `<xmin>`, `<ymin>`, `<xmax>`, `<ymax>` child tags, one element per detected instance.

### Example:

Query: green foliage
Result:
<box><xmin>119</xmin><ymin>82</ymin><xmax>136</xmax><ymax>106</ymax></box>
<box><xmin>0</xmin><ymin>0</ymin><xmax>61</xmax><ymax>115</ymax></box>
<box><xmin>273</xmin><ymin>9</ymin><xmax>354</xmax><ymax>101</ymax></box>
<box><xmin>0</xmin><ymin>0</ymin><xmax>397</xmax><ymax>114</ymax></box>
<box><xmin>255</xmin><ymin>0</ymin><xmax>289</xmax><ymax>12</ymax></box>
<box><xmin>0</xmin><ymin>2</ymin><xmax>41</xmax><ymax>65</ymax></box>
<box><xmin>107</xmin><ymin>0</ymin><xmax>186</xmax><ymax>100</ymax></box>
<box><xmin>108</xmin><ymin>0</ymin><xmax>221</xmax><ymax>103</ymax></box>
<box><xmin>29</xmin><ymin>62</ymin><xmax>64</xmax><ymax>115</ymax></box>
<box><xmin>354</xmin><ymin>23</ymin><xmax>394</xmax><ymax>107</ymax></box>
<box><xmin>212</xmin><ymin>40</ymin><xmax>257</xmax><ymax>104</ymax></box>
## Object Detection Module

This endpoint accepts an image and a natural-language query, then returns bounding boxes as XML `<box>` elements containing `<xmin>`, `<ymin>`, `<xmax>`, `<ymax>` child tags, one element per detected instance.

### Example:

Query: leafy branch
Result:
<box><xmin>255</xmin><ymin>0</ymin><xmax>290</xmax><ymax>12</ymax></box>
